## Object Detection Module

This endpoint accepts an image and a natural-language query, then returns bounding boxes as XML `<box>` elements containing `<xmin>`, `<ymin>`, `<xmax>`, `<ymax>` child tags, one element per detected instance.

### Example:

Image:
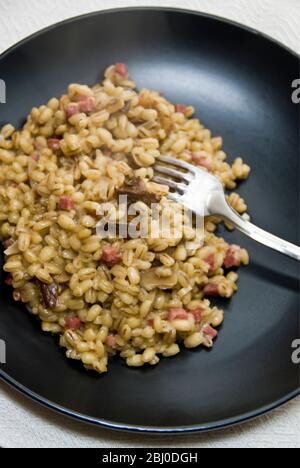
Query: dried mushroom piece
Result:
<box><xmin>141</xmin><ymin>268</ymin><xmax>178</xmax><ymax>291</ymax></box>
<box><xmin>116</xmin><ymin>177</ymin><xmax>161</xmax><ymax>206</ymax></box>
<box><xmin>40</xmin><ymin>282</ymin><xmax>59</xmax><ymax>309</ymax></box>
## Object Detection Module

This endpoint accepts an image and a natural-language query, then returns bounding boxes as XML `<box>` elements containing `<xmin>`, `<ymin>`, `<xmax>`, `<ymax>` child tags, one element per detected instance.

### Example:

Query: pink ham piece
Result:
<box><xmin>175</xmin><ymin>104</ymin><xmax>187</xmax><ymax>114</ymax></box>
<box><xmin>191</xmin><ymin>153</ymin><xmax>212</xmax><ymax>170</ymax></box>
<box><xmin>102</xmin><ymin>147</ymin><xmax>113</xmax><ymax>157</ymax></box>
<box><xmin>203</xmin><ymin>325</ymin><xmax>218</xmax><ymax>338</ymax></box>
<box><xmin>204</xmin><ymin>253</ymin><xmax>216</xmax><ymax>272</ymax></box>
<box><xmin>31</xmin><ymin>152</ymin><xmax>40</xmax><ymax>162</ymax></box>
<box><xmin>59</xmin><ymin>196</ymin><xmax>75</xmax><ymax>211</ymax></box>
<box><xmin>3</xmin><ymin>239</ymin><xmax>13</xmax><ymax>249</ymax></box>
<box><xmin>66</xmin><ymin>316</ymin><xmax>82</xmax><ymax>330</ymax></box>
<box><xmin>147</xmin><ymin>319</ymin><xmax>154</xmax><ymax>327</ymax></box>
<box><xmin>66</xmin><ymin>103</ymin><xmax>79</xmax><ymax>118</ymax></box>
<box><xmin>168</xmin><ymin>308</ymin><xmax>189</xmax><ymax>321</ymax></box>
<box><xmin>203</xmin><ymin>282</ymin><xmax>220</xmax><ymax>296</ymax></box>
<box><xmin>115</xmin><ymin>63</ymin><xmax>128</xmax><ymax>77</ymax></box>
<box><xmin>191</xmin><ymin>308</ymin><xmax>203</xmax><ymax>323</ymax></box>
<box><xmin>5</xmin><ymin>275</ymin><xmax>13</xmax><ymax>286</ymax></box>
<box><xmin>102</xmin><ymin>245</ymin><xmax>122</xmax><ymax>266</ymax></box>
<box><xmin>224</xmin><ymin>244</ymin><xmax>241</xmax><ymax>268</ymax></box>
<box><xmin>106</xmin><ymin>334</ymin><xmax>116</xmax><ymax>348</ymax></box>
<box><xmin>47</xmin><ymin>138</ymin><xmax>61</xmax><ymax>151</ymax></box>
<box><xmin>78</xmin><ymin>96</ymin><xmax>95</xmax><ymax>113</ymax></box>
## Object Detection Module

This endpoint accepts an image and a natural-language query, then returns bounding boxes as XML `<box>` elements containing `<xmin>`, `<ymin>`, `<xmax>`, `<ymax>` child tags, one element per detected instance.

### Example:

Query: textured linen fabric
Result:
<box><xmin>0</xmin><ymin>0</ymin><xmax>299</xmax><ymax>449</ymax></box>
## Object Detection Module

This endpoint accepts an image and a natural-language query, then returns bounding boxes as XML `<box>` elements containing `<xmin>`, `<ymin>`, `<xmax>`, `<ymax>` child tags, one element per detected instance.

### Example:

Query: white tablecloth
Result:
<box><xmin>0</xmin><ymin>0</ymin><xmax>299</xmax><ymax>448</ymax></box>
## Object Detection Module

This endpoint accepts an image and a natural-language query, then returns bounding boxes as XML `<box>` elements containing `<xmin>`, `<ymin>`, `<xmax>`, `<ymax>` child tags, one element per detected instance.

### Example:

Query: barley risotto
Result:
<box><xmin>0</xmin><ymin>64</ymin><xmax>250</xmax><ymax>373</ymax></box>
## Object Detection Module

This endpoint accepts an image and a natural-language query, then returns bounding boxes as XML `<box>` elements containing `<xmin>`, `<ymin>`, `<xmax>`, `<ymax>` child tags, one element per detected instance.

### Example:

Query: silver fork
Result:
<box><xmin>153</xmin><ymin>155</ymin><xmax>300</xmax><ymax>261</ymax></box>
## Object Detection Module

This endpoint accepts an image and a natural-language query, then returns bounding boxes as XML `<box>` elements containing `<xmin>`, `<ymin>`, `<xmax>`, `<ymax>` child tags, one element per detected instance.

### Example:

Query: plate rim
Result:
<box><xmin>0</xmin><ymin>370</ymin><xmax>299</xmax><ymax>434</ymax></box>
<box><xmin>0</xmin><ymin>5</ymin><xmax>299</xmax><ymax>62</ymax></box>
<box><xmin>0</xmin><ymin>5</ymin><xmax>299</xmax><ymax>434</ymax></box>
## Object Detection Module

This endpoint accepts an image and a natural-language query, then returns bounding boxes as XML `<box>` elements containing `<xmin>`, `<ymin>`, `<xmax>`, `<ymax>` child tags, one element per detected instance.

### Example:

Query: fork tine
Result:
<box><xmin>156</xmin><ymin>155</ymin><xmax>196</xmax><ymax>173</ymax></box>
<box><xmin>154</xmin><ymin>164</ymin><xmax>191</xmax><ymax>182</ymax></box>
<box><xmin>167</xmin><ymin>192</ymin><xmax>182</xmax><ymax>204</ymax></box>
<box><xmin>152</xmin><ymin>176</ymin><xmax>186</xmax><ymax>193</ymax></box>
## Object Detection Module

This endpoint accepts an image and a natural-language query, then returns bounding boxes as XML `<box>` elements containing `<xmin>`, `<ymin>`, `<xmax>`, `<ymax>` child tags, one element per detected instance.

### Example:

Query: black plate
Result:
<box><xmin>0</xmin><ymin>7</ymin><xmax>299</xmax><ymax>433</ymax></box>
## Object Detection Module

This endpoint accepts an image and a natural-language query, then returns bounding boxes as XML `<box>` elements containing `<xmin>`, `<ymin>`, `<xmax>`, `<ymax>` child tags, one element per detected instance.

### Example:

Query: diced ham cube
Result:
<box><xmin>147</xmin><ymin>319</ymin><xmax>154</xmax><ymax>327</ymax></box>
<box><xmin>115</xmin><ymin>63</ymin><xmax>128</xmax><ymax>77</ymax></box>
<box><xmin>198</xmin><ymin>159</ymin><xmax>211</xmax><ymax>170</ymax></box>
<box><xmin>5</xmin><ymin>275</ymin><xmax>13</xmax><ymax>286</ymax></box>
<box><xmin>3</xmin><ymin>239</ymin><xmax>13</xmax><ymax>249</ymax></box>
<box><xmin>191</xmin><ymin>308</ymin><xmax>203</xmax><ymax>323</ymax></box>
<box><xmin>203</xmin><ymin>282</ymin><xmax>220</xmax><ymax>296</ymax></box>
<box><xmin>102</xmin><ymin>245</ymin><xmax>122</xmax><ymax>266</ymax></box>
<box><xmin>102</xmin><ymin>147</ymin><xmax>112</xmax><ymax>157</ymax></box>
<box><xmin>31</xmin><ymin>152</ymin><xmax>40</xmax><ymax>161</ymax></box>
<box><xmin>203</xmin><ymin>325</ymin><xmax>218</xmax><ymax>338</ymax></box>
<box><xmin>66</xmin><ymin>103</ymin><xmax>79</xmax><ymax>118</ymax></box>
<box><xmin>175</xmin><ymin>104</ymin><xmax>187</xmax><ymax>114</ymax></box>
<box><xmin>78</xmin><ymin>96</ymin><xmax>95</xmax><ymax>113</ymax></box>
<box><xmin>47</xmin><ymin>138</ymin><xmax>61</xmax><ymax>151</ymax></box>
<box><xmin>106</xmin><ymin>334</ymin><xmax>116</xmax><ymax>348</ymax></box>
<box><xmin>59</xmin><ymin>196</ymin><xmax>75</xmax><ymax>211</ymax></box>
<box><xmin>191</xmin><ymin>153</ymin><xmax>212</xmax><ymax>170</ymax></box>
<box><xmin>66</xmin><ymin>316</ymin><xmax>82</xmax><ymax>330</ymax></box>
<box><xmin>224</xmin><ymin>244</ymin><xmax>241</xmax><ymax>268</ymax></box>
<box><xmin>168</xmin><ymin>308</ymin><xmax>189</xmax><ymax>321</ymax></box>
<box><xmin>204</xmin><ymin>253</ymin><xmax>216</xmax><ymax>272</ymax></box>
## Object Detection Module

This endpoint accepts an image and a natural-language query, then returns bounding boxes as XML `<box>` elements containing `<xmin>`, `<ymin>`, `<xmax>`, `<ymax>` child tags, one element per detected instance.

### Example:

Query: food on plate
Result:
<box><xmin>0</xmin><ymin>64</ymin><xmax>250</xmax><ymax>373</ymax></box>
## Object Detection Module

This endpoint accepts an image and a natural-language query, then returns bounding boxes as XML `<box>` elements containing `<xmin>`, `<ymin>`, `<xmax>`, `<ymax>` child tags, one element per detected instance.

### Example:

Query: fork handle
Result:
<box><xmin>208</xmin><ymin>193</ymin><xmax>300</xmax><ymax>261</ymax></box>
